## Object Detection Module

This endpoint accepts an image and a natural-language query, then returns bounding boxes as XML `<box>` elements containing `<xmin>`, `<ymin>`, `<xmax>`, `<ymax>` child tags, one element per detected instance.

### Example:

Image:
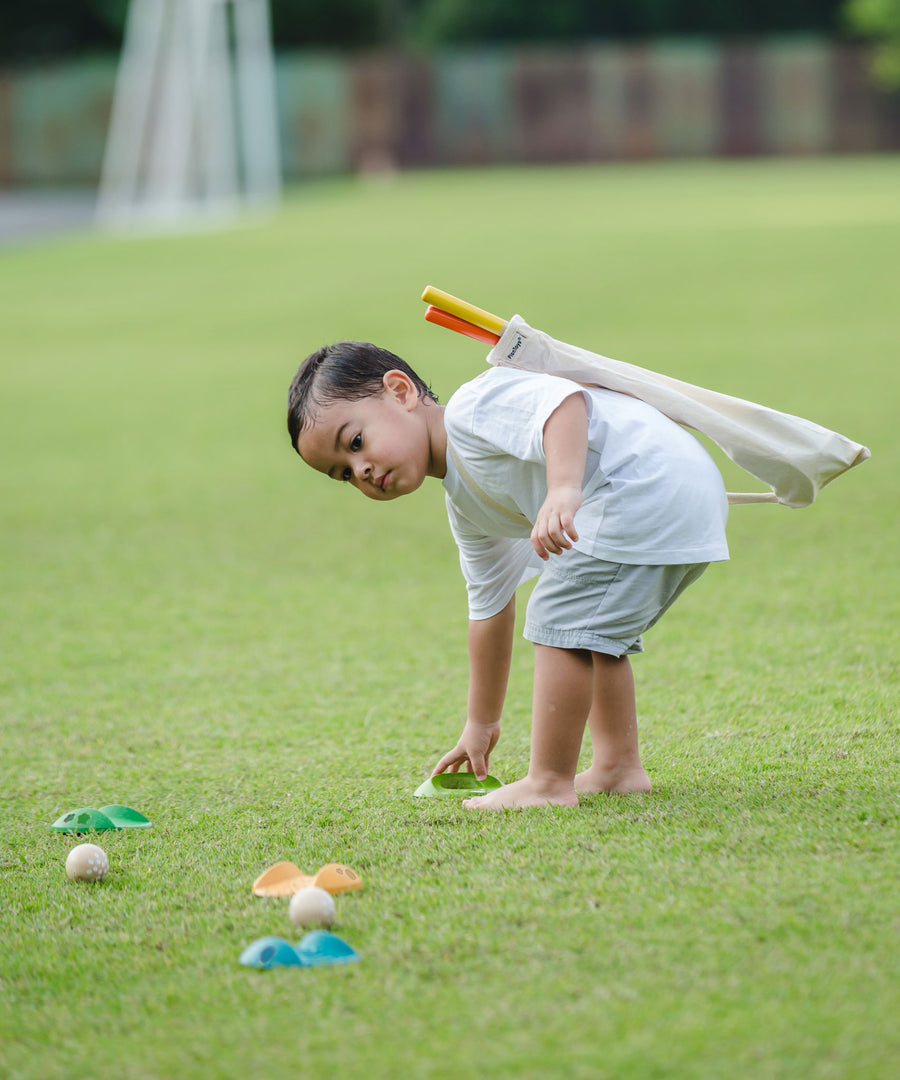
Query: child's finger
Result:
<box><xmin>550</xmin><ymin>523</ymin><xmax>572</xmax><ymax>550</ymax></box>
<box><xmin>561</xmin><ymin>514</ymin><xmax>579</xmax><ymax>543</ymax></box>
<box><xmin>530</xmin><ymin>531</ymin><xmax>550</xmax><ymax>560</ymax></box>
<box><xmin>535</xmin><ymin>519</ymin><xmax>572</xmax><ymax>556</ymax></box>
<box><xmin>432</xmin><ymin>747</ymin><xmax>466</xmax><ymax>775</ymax></box>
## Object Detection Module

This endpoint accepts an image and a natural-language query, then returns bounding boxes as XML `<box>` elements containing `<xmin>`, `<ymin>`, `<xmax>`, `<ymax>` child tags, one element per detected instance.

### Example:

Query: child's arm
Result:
<box><xmin>431</xmin><ymin>596</ymin><xmax>515</xmax><ymax>780</ymax></box>
<box><xmin>531</xmin><ymin>392</ymin><xmax>588</xmax><ymax>561</ymax></box>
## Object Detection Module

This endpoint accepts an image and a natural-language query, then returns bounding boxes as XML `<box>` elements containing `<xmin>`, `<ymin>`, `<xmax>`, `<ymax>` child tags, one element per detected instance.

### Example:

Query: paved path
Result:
<box><xmin>0</xmin><ymin>189</ymin><xmax>97</xmax><ymax>247</ymax></box>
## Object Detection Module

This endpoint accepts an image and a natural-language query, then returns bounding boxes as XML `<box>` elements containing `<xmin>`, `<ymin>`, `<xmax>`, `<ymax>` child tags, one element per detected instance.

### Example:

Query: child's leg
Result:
<box><xmin>463</xmin><ymin>644</ymin><xmax>592</xmax><ymax>810</ymax></box>
<box><xmin>575</xmin><ymin>653</ymin><xmax>651</xmax><ymax>795</ymax></box>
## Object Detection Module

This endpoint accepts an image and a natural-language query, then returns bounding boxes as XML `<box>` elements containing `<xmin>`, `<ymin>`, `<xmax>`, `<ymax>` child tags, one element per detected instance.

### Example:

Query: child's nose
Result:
<box><xmin>354</xmin><ymin>460</ymin><xmax>372</xmax><ymax>482</ymax></box>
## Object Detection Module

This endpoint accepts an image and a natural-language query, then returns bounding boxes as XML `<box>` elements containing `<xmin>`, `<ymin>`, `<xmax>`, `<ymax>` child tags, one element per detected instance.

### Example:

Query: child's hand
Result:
<box><xmin>432</xmin><ymin>720</ymin><xmax>501</xmax><ymax>782</ymax></box>
<box><xmin>531</xmin><ymin>485</ymin><xmax>581</xmax><ymax>560</ymax></box>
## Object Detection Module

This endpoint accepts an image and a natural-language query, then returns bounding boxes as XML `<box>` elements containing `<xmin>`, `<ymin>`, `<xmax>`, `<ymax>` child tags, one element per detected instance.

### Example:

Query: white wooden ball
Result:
<box><xmin>288</xmin><ymin>885</ymin><xmax>335</xmax><ymax>928</ymax></box>
<box><xmin>65</xmin><ymin>843</ymin><xmax>109</xmax><ymax>883</ymax></box>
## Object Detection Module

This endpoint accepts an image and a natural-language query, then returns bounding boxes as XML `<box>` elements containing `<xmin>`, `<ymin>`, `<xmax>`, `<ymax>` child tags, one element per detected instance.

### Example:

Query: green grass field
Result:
<box><xmin>1</xmin><ymin>157</ymin><xmax>898</xmax><ymax>1079</ymax></box>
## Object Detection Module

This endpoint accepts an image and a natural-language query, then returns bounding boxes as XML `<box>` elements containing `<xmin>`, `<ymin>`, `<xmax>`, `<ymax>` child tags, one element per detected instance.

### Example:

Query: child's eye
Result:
<box><xmin>341</xmin><ymin>466</ymin><xmax>352</xmax><ymax>482</ymax></box>
<box><xmin>350</xmin><ymin>434</ymin><xmax>362</xmax><ymax>451</ymax></box>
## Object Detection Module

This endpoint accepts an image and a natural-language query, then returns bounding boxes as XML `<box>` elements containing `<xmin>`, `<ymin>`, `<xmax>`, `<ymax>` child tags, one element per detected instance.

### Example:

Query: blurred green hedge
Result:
<box><xmin>1</xmin><ymin>1</ymin><xmax>848</xmax><ymax>64</ymax></box>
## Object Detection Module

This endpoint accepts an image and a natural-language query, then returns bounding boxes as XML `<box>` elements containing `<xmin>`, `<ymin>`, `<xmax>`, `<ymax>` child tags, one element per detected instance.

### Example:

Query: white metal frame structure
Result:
<box><xmin>97</xmin><ymin>0</ymin><xmax>281</xmax><ymax>228</ymax></box>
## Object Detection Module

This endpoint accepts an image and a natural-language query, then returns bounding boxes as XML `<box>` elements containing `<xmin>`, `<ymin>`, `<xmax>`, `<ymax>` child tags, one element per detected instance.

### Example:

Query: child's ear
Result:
<box><xmin>383</xmin><ymin>369</ymin><xmax>418</xmax><ymax>410</ymax></box>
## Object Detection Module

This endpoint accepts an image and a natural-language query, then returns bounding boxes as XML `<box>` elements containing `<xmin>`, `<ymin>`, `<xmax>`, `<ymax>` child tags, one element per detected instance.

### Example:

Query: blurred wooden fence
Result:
<box><xmin>1</xmin><ymin>38</ymin><xmax>898</xmax><ymax>185</ymax></box>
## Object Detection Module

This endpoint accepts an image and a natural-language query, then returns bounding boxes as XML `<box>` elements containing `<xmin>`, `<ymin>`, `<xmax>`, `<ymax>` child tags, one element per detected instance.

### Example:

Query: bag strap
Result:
<box><xmin>726</xmin><ymin>491</ymin><xmax>779</xmax><ymax>505</ymax></box>
<box><xmin>447</xmin><ymin>442</ymin><xmax>532</xmax><ymax>528</ymax></box>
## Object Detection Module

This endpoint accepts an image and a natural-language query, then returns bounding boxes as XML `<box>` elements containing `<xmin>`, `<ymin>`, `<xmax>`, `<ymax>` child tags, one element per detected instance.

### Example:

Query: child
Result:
<box><xmin>287</xmin><ymin>340</ymin><xmax>729</xmax><ymax>809</ymax></box>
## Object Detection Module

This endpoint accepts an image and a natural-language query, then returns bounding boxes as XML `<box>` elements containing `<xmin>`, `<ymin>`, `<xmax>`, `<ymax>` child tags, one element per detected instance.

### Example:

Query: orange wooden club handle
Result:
<box><xmin>424</xmin><ymin>305</ymin><xmax>501</xmax><ymax>345</ymax></box>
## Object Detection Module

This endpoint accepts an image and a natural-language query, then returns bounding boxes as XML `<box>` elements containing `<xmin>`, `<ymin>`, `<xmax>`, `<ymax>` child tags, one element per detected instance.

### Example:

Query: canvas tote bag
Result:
<box><xmin>486</xmin><ymin>316</ymin><xmax>870</xmax><ymax>508</ymax></box>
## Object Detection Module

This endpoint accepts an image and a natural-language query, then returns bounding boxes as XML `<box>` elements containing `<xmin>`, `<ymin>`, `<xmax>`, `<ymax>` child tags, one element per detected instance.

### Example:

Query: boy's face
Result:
<box><xmin>295</xmin><ymin>371</ymin><xmax>441</xmax><ymax>501</ymax></box>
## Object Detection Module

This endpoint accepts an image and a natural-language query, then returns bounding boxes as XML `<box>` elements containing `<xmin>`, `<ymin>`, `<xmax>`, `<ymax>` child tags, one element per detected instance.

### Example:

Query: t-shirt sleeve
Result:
<box><xmin>445</xmin><ymin>495</ymin><xmax>542</xmax><ymax>620</ymax></box>
<box><xmin>468</xmin><ymin>369</ymin><xmax>588</xmax><ymax>464</ymax></box>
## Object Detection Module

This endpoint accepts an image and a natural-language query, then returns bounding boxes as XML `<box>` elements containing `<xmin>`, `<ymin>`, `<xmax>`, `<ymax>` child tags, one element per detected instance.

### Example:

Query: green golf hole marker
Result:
<box><xmin>51</xmin><ymin>804</ymin><xmax>152</xmax><ymax>832</ymax></box>
<box><xmin>414</xmin><ymin>774</ymin><xmax>503</xmax><ymax>797</ymax></box>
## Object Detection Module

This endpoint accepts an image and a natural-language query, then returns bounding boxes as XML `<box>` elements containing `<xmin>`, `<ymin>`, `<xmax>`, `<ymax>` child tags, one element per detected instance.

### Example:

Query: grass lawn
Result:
<box><xmin>1</xmin><ymin>156</ymin><xmax>898</xmax><ymax>1079</ymax></box>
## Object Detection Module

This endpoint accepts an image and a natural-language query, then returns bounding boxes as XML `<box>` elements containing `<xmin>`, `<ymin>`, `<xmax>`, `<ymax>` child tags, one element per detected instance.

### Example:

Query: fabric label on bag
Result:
<box><xmin>505</xmin><ymin>333</ymin><xmax>526</xmax><ymax>362</ymax></box>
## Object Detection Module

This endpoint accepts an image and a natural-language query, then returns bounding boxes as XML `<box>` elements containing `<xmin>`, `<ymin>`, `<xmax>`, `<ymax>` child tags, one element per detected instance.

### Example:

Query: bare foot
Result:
<box><xmin>462</xmin><ymin>776</ymin><xmax>579</xmax><ymax>811</ymax></box>
<box><xmin>575</xmin><ymin>763</ymin><xmax>652</xmax><ymax>795</ymax></box>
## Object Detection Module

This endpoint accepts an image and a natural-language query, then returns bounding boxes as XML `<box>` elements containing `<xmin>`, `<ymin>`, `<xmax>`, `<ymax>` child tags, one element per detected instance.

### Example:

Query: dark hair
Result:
<box><xmin>287</xmin><ymin>341</ymin><xmax>437</xmax><ymax>453</ymax></box>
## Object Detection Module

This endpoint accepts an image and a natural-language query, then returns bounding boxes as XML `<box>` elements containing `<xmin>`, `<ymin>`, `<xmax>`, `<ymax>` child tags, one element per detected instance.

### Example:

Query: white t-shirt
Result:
<box><xmin>442</xmin><ymin>367</ymin><xmax>729</xmax><ymax>619</ymax></box>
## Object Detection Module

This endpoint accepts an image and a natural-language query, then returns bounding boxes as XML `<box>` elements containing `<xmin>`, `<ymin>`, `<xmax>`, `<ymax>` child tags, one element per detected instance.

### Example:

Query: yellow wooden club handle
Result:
<box><xmin>421</xmin><ymin>286</ymin><xmax>506</xmax><ymax>336</ymax></box>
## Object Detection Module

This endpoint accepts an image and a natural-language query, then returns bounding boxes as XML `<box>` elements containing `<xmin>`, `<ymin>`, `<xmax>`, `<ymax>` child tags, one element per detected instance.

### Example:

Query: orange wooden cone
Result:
<box><xmin>252</xmin><ymin>861</ymin><xmax>364</xmax><ymax>897</ymax></box>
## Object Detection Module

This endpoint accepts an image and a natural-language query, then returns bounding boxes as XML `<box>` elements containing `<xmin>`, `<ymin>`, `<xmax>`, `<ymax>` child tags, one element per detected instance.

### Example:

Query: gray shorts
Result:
<box><xmin>523</xmin><ymin>550</ymin><xmax>709</xmax><ymax>657</ymax></box>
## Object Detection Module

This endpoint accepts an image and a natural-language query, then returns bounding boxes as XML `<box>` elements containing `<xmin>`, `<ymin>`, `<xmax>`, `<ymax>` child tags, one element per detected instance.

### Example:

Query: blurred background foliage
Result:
<box><xmin>845</xmin><ymin>0</ymin><xmax>900</xmax><ymax>85</ymax></box>
<box><xmin>0</xmin><ymin>1</ymin><xmax>859</xmax><ymax>63</ymax></box>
